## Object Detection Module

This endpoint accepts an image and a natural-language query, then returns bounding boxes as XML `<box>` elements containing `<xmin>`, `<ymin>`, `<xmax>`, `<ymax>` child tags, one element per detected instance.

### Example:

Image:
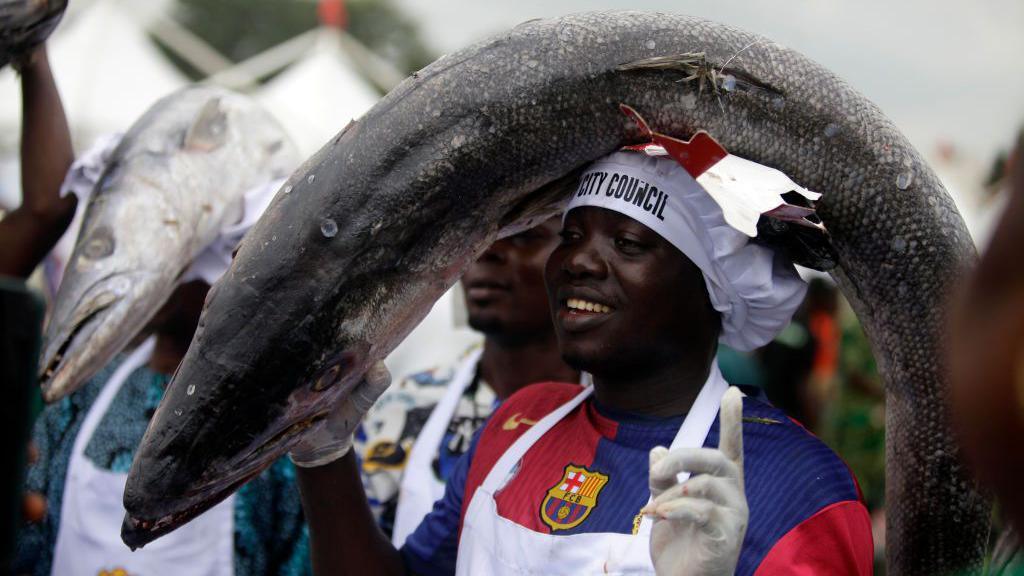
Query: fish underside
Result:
<box><xmin>0</xmin><ymin>0</ymin><xmax>66</xmax><ymax>68</ymax></box>
<box><xmin>123</xmin><ymin>12</ymin><xmax>985</xmax><ymax>574</ymax></box>
<box><xmin>38</xmin><ymin>86</ymin><xmax>299</xmax><ymax>403</ymax></box>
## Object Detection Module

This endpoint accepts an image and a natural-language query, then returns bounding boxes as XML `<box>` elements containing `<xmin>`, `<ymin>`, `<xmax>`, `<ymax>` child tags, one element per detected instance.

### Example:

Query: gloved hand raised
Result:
<box><xmin>289</xmin><ymin>361</ymin><xmax>392</xmax><ymax>468</ymax></box>
<box><xmin>646</xmin><ymin>386</ymin><xmax>748</xmax><ymax>576</ymax></box>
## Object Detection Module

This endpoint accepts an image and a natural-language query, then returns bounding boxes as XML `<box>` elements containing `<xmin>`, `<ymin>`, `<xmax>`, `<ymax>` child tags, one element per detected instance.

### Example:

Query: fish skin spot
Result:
<box><xmin>320</xmin><ymin>218</ymin><xmax>338</xmax><ymax>238</ymax></box>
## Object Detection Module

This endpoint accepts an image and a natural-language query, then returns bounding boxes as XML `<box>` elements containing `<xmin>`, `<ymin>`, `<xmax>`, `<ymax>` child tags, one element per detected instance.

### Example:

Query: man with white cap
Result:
<box><xmin>292</xmin><ymin>130</ymin><xmax>873</xmax><ymax>574</ymax></box>
<box><xmin>14</xmin><ymin>141</ymin><xmax>312</xmax><ymax>575</ymax></box>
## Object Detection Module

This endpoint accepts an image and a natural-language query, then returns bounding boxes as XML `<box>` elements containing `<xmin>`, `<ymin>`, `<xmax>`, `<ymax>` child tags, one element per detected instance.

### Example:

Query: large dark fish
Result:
<box><xmin>0</xmin><ymin>0</ymin><xmax>66</xmax><ymax>68</ymax></box>
<box><xmin>38</xmin><ymin>86</ymin><xmax>300</xmax><ymax>402</ymax></box>
<box><xmin>123</xmin><ymin>12</ymin><xmax>986</xmax><ymax>574</ymax></box>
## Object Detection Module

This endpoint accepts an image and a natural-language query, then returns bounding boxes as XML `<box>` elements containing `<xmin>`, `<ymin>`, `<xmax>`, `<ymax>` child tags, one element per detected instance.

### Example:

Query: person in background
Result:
<box><xmin>355</xmin><ymin>216</ymin><xmax>580</xmax><ymax>546</ymax></box>
<box><xmin>759</xmin><ymin>301</ymin><xmax>817</xmax><ymax>425</ymax></box>
<box><xmin>0</xmin><ymin>44</ymin><xmax>75</xmax><ymax>569</ymax></box>
<box><xmin>13</xmin><ymin>108</ymin><xmax>311</xmax><ymax>574</ymax></box>
<box><xmin>950</xmin><ymin>133</ymin><xmax>1024</xmax><ymax>575</ymax></box>
<box><xmin>804</xmin><ymin>277</ymin><xmax>841</xmax><ymax>433</ymax></box>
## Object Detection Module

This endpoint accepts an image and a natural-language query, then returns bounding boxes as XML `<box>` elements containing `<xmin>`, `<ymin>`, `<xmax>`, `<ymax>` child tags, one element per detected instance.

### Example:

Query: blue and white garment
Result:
<box><xmin>14</xmin><ymin>353</ymin><xmax>311</xmax><ymax>576</ymax></box>
<box><xmin>354</xmin><ymin>347</ymin><xmax>495</xmax><ymax>538</ymax></box>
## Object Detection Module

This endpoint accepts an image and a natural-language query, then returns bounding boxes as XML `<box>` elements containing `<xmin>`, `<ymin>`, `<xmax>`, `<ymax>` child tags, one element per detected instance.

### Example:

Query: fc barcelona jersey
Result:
<box><xmin>401</xmin><ymin>382</ymin><xmax>873</xmax><ymax>575</ymax></box>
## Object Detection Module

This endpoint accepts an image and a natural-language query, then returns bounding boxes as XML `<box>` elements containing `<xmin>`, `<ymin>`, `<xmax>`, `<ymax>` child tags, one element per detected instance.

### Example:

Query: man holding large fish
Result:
<box><xmin>292</xmin><ymin>140</ymin><xmax>874</xmax><ymax>575</ymax></box>
<box><xmin>118</xmin><ymin>12</ymin><xmax>986</xmax><ymax>574</ymax></box>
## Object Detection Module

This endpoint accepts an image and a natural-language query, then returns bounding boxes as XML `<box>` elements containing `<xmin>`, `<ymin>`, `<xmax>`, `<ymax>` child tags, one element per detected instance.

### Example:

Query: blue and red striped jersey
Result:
<box><xmin>401</xmin><ymin>382</ymin><xmax>872</xmax><ymax>575</ymax></box>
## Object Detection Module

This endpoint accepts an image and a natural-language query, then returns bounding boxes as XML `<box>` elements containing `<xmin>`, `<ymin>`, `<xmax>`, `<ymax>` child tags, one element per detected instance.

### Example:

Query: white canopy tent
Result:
<box><xmin>254</xmin><ymin>27</ymin><xmax>380</xmax><ymax>157</ymax></box>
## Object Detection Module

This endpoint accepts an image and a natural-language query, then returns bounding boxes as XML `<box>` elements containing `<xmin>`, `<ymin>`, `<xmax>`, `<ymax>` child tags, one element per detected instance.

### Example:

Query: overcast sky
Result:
<box><xmin>392</xmin><ymin>0</ymin><xmax>1024</xmax><ymax>164</ymax></box>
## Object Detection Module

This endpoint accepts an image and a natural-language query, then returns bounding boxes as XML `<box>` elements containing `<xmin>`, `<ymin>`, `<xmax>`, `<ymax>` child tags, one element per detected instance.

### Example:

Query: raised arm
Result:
<box><xmin>0</xmin><ymin>45</ymin><xmax>76</xmax><ymax>278</ymax></box>
<box><xmin>292</xmin><ymin>363</ymin><xmax>407</xmax><ymax>576</ymax></box>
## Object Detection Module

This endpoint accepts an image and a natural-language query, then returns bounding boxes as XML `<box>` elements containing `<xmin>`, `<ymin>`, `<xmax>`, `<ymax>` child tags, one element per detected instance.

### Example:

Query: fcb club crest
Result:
<box><xmin>540</xmin><ymin>464</ymin><xmax>609</xmax><ymax>531</ymax></box>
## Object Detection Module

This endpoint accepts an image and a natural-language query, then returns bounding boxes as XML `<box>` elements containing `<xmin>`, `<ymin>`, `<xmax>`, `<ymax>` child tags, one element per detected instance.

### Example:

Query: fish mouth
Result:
<box><xmin>122</xmin><ymin>409</ymin><xmax>331</xmax><ymax>549</ymax></box>
<box><xmin>39</xmin><ymin>271</ymin><xmax>155</xmax><ymax>402</ymax></box>
<box><xmin>122</xmin><ymin>346</ymin><xmax>369</xmax><ymax>547</ymax></box>
<box><xmin>38</xmin><ymin>295</ymin><xmax>119</xmax><ymax>402</ymax></box>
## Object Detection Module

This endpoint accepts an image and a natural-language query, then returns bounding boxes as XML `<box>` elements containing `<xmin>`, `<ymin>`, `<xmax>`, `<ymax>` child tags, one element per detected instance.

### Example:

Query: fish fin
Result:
<box><xmin>184</xmin><ymin>98</ymin><xmax>229</xmax><ymax>152</ymax></box>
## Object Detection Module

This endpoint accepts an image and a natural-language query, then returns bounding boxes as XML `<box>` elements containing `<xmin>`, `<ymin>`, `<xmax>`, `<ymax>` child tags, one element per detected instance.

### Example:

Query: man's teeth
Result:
<box><xmin>566</xmin><ymin>298</ymin><xmax>611</xmax><ymax>313</ymax></box>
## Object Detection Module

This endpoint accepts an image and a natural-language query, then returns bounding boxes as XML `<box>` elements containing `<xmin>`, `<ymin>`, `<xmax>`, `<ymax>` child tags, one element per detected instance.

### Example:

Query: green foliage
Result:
<box><xmin>165</xmin><ymin>0</ymin><xmax>434</xmax><ymax>80</ymax></box>
<box><xmin>175</xmin><ymin>0</ymin><xmax>316</xmax><ymax>63</ymax></box>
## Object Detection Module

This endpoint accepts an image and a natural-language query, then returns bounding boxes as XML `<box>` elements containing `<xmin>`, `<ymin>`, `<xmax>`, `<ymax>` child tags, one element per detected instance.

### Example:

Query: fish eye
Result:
<box><xmin>83</xmin><ymin>227</ymin><xmax>115</xmax><ymax>260</ymax></box>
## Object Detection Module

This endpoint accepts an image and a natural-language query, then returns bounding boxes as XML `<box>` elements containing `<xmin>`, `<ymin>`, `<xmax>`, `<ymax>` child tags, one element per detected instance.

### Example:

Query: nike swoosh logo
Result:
<box><xmin>502</xmin><ymin>413</ymin><xmax>538</xmax><ymax>430</ymax></box>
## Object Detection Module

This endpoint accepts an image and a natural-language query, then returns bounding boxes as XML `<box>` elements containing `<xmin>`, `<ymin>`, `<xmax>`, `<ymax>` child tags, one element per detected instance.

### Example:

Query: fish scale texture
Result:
<box><xmin>127</xmin><ymin>12</ymin><xmax>984</xmax><ymax>573</ymax></box>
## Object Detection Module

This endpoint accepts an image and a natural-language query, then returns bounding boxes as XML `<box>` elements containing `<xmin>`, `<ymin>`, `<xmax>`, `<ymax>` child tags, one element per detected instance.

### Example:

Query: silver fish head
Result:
<box><xmin>39</xmin><ymin>85</ymin><xmax>301</xmax><ymax>402</ymax></box>
<box><xmin>38</xmin><ymin>152</ymin><xmax>188</xmax><ymax>402</ymax></box>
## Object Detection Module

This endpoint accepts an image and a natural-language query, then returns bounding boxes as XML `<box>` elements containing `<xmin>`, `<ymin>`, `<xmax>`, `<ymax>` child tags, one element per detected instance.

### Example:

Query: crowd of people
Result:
<box><xmin>2</xmin><ymin>31</ymin><xmax>963</xmax><ymax>576</ymax></box>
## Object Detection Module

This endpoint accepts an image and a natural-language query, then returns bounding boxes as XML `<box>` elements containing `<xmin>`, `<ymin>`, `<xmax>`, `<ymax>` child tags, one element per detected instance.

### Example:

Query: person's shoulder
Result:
<box><xmin>466</xmin><ymin>382</ymin><xmax>580</xmax><ymax>480</ymax></box>
<box><xmin>728</xmin><ymin>397</ymin><xmax>872</xmax><ymax>574</ymax></box>
<box><xmin>489</xmin><ymin>382</ymin><xmax>581</xmax><ymax>430</ymax></box>
<box><xmin>737</xmin><ymin>397</ymin><xmax>861</xmax><ymax>504</ymax></box>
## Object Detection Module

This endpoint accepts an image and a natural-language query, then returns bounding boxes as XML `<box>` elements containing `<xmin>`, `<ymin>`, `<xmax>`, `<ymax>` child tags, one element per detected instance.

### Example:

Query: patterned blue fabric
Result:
<box><xmin>13</xmin><ymin>353</ymin><xmax>311</xmax><ymax>576</ymax></box>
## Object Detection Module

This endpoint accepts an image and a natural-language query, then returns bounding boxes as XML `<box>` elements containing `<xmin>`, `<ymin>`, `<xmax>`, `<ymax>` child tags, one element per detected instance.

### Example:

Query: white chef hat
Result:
<box><xmin>566</xmin><ymin>148</ymin><xmax>809</xmax><ymax>351</ymax></box>
<box><xmin>60</xmin><ymin>133</ymin><xmax>284</xmax><ymax>286</ymax></box>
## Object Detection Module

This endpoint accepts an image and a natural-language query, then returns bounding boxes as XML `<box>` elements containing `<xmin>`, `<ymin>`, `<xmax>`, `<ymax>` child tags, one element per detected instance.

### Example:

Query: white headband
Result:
<box><xmin>567</xmin><ymin>149</ymin><xmax>808</xmax><ymax>351</ymax></box>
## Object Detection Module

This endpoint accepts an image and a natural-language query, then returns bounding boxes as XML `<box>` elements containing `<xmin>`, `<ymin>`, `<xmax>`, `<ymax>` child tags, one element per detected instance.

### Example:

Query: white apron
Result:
<box><xmin>51</xmin><ymin>337</ymin><xmax>236</xmax><ymax>576</ymax></box>
<box><xmin>392</xmin><ymin>351</ymin><xmax>594</xmax><ymax>548</ymax></box>
<box><xmin>392</xmin><ymin>347</ymin><xmax>483</xmax><ymax>547</ymax></box>
<box><xmin>454</xmin><ymin>362</ymin><xmax>728</xmax><ymax>575</ymax></box>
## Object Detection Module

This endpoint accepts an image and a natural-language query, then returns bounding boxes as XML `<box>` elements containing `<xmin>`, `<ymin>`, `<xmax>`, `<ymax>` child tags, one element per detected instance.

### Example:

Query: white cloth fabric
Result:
<box><xmin>180</xmin><ymin>177</ymin><xmax>285</xmax><ymax>285</ymax></box>
<box><xmin>392</xmin><ymin>347</ymin><xmax>484</xmax><ymax>548</ymax></box>
<box><xmin>51</xmin><ymin>338</ymin><xmax>236</xmax><ymax>576</ymax></box>
<box><xmin>58</xmin><ymin>132</ymin><xmax>124</xmax><ymax>203</ymax></box>
<box><xmin>57</xmin><ymin>133</ymin><xmax>284</xmax><ymax>285</ymax></box>
<box><xmin>454</xmin><ymin>362</ymin><xmax>729</xmax><ymax>575</ymax></box>
<box><xmin>568</xmin><ymin>151</ymin><xmax>807</xmax><ymax>351</ymax></box>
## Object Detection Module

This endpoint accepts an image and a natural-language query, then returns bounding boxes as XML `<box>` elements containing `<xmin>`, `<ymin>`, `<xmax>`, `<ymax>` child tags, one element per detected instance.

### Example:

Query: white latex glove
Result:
<box><xmin>646</xmin><ymin>386</ymin><xmax>748</xmax><ymax>576</ymax></box>
<box><xmin>289</xmin><ymin>361</ymin><xmax>392</xmax><ymax>468</ymax></box>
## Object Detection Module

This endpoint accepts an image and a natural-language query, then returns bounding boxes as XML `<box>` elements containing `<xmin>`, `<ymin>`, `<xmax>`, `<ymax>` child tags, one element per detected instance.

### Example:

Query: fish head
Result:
<box><xmin>119</xmin><ymin>198</ymin><xmax>388</xmax><ymax>547</ymax></box>
<box><xmin>39</xmin><ymin>86</ymin><xmax>300</xmax><ymax>403</ymax></box>
<box><xmin>38</xmin><ymin>138</ymin><xmax>207</xmax><ymax>402</ymax></box>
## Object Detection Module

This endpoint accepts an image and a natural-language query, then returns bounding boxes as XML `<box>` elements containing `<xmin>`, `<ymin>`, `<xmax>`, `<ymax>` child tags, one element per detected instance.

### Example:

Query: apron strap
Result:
<box><xmin>635</xmin><ymin>359</ymin><xmax>729</xmax><ymax>537</ymax></box>
<box><xmin>480</xmin><ymin>385</ymin><xmax>594</xmax><ymax>492</ymax></box>
<box><xmin>405</xmin><ymin>347</ymin><xmax>483</xmax><ymax>470</ymax></box>
<box><xmin>69</xmin><ymin>337</ymin><xmax>156</xmax><ymax>460</ymax></box>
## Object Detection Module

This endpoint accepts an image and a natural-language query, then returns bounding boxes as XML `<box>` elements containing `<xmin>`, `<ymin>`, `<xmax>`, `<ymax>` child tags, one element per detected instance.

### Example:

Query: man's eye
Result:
<box><xmin>614</xmin><ymin>237</ymin><xmax>644</xmax><ymax>252</ymax></box>
<box><xmin>558</xmin><ymin>230</ymin><xmax>581</xmax><ymax>243</ymax></box>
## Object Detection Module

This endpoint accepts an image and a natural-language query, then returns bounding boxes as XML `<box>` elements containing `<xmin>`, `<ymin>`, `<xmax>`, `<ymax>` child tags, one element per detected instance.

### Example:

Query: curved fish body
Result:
<box><xmin>0</xmin><ymin>0</ymin><xmax>66</xmax><ymax>68</ymax></box>
<box><xmin>123</xmin><ymin>12</ymin><xmax>984</xmax><ymax>573</ymax></box>
<box><xmin>39</xmin><ymin>86</ymin><xmax>300</xmax><ymax>402</ymax></box>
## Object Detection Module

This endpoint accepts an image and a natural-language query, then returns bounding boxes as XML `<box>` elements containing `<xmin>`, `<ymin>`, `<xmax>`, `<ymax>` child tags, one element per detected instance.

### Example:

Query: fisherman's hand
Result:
<box><xmin>647</xmin><ymin>386</ymin><xmax>748</xmax><ymax>576</ymax></box>
<box><xmin>289</xmin><ymin>361</ymin><xmax>391</xmax><ymax>468</ymax></box>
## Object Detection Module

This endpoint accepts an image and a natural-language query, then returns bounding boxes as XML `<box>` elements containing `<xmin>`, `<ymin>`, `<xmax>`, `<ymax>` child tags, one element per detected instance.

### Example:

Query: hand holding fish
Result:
<box><xmin>289</xmin><ymin>362</ymin><xmax>392</xmax><ymax>468</ymax></box>
<box><xmin>646</xmin><ymin>387</ymin><xmax>747</xmax><ymax>576</ymax></box>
